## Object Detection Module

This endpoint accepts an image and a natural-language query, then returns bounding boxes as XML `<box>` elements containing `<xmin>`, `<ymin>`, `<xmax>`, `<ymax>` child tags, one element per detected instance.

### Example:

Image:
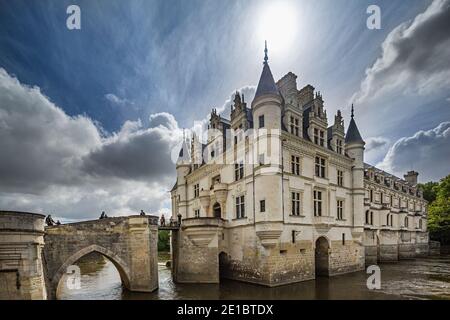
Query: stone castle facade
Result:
<box><xmin>170</xmin><ymin>47</ymin><xmax>428</xmax><ymax>286</ymax></box>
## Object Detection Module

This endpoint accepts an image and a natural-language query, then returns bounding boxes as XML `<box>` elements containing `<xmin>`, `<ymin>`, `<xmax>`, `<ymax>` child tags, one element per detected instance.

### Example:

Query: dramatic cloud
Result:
<box><xmin>366</xmin><ymin>137</ymin><xmax>390</xmax><ymax>152</ymax></box>
<box><xmin>353</xmin><ymin>0</ymin><xmax>450</xmax><ymax>104</ymax></box>
<box><xmin>0</xmin><ymin>68</ymin><xmax>181</xmax><ymax>220</ymax></box>
<box><xmin>377</xmin><ymin>122</ymin><xmax>450</xmax><ymax>182</ymax></box>
<box><xmin>0</xmin><ymin>68</ymin><xmax>101</xmax><ymax>193</ymax></box>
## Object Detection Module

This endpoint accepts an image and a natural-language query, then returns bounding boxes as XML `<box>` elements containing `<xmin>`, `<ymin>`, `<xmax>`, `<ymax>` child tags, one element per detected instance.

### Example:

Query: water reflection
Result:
<box><xmin>58</xmin><ymin>253</ymin><xmax>450</xmax><ymax>300</ymax></box>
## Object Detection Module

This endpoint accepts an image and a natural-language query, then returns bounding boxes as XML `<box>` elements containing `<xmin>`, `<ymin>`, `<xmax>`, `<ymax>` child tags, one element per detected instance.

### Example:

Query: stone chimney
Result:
<box><xmin>404</xmin><ymin>171</ymin><xmax>419</xmax><ymax>185</ymax></box>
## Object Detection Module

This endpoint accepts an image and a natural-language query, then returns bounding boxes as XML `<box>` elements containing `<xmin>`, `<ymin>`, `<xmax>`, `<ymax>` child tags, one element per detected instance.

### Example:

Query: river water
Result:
<box><xmin>58</xmin><ymin>252</ymin><xmax>450</xmax><ymax>300</ymax></box>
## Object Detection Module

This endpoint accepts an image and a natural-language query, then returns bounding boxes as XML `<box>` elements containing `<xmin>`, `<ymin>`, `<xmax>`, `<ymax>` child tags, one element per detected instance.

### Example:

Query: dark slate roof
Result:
<box><xmin>345</xmin><ymin>117</ymin><xmax>364</xmax><ymax>144</ymax></box>
<box><xmin>245</xmin><ymin>108</ymin><xmax>254</xmax><ymax>128</ymax></box>
<box><xmin>254</xmin><ymin>62</ymin><xmax>280</xmax><ymax>99</ymax></box>
<box><xmin>302</xmin><ymin>104</ymin><xmax>313</xmax><ymax>141</ymax></box>
<box><xmin>177</xmin><ymin>140</ymin><xmax>191</xmax><ymax>162</ymax></box>
<box><xmin>170</xmin><ymin>180</ymin><xmax>177</xmax><ymax>192</ymax></box>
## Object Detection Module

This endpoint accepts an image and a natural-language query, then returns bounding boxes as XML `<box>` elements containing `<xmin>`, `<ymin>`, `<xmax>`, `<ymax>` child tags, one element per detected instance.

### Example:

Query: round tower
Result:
<box><xmin>251</xmin><ymin>43</ymin><xmax>284</xmax><ymax>229</ymax></box>
<box><xmin>345</xmin><ymin>105</ymin><xmax>365</xmax><ymax>231</ymax></box>
<box><xmin>175</xmin><ymin>137</ymin><xmax>191</xmax><ymax>218</ymax></box>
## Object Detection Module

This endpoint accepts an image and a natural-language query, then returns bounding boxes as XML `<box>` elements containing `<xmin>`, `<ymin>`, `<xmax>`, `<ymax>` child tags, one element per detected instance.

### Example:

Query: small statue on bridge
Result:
<box><xmin>140</xmin><ymin>210</ymin><xmax>146</xmax><ymax>216</ymax></box>
<box><xmin>45</xmin><ymin>215</ymin><xmax>56</xmax><ymax>226</ymax></box>
<box><xmin>160</xmin><ymin>214</ymin><xmax>166</xmax><ymax>226</ymax></box>
<box><xmin>169</xmin><ymin>216</ymin><xmax>174</xmax><ymax>226</ymax></box>
<box><xmin>99</xmin><ymin>211</ymin><xmax>108</xmax><ymax>219</ymax></box>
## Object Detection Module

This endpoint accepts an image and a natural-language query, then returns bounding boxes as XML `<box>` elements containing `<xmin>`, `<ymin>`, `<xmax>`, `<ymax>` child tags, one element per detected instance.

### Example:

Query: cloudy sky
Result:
<box><xmin>0</xmin><ymin>0</ymin><xmax>449</xmax><ymax>221</ymax></box>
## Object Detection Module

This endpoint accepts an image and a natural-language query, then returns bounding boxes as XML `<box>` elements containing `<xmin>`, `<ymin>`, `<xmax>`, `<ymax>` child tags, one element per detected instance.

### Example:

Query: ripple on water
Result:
<box><xmin>58</xmin><ymin>253</ymin><xmax>450</xmax><ymax>300</ymax></box>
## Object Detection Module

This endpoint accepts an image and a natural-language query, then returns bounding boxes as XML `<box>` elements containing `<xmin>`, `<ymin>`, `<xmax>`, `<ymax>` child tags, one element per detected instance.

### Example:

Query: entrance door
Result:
<box><xmin>315</xmin><ymin>237</ymin><xmax>330</xmax><ymax>277</ymax></box>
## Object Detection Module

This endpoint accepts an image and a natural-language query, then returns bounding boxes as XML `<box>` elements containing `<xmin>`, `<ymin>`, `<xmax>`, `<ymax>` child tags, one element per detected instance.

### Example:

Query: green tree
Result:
<box><xmin>158</xmin><ymin>230</ymin><xmax>170</xmax><ymax>252</ymax></box>
<box><xmin>419</xmin><ymin>181</ymin><xmax>439</xmax><ymax>203</ymax></box>
<box><xmin>427</xmin><ymin>175</ymin><xmax>450</xmax><ymax>245</ymax></box>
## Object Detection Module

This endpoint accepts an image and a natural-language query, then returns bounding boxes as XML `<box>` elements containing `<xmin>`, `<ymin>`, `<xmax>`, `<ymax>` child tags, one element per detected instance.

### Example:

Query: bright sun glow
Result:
<box><xmin>257</xmin><ymin>2</ymin><xmax>298</xmax><ymax>55</ymax></box>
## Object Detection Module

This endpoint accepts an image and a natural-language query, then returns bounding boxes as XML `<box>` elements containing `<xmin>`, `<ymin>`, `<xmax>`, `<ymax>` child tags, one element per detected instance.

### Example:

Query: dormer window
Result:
<box><xmin>314</xmin><ymin>128</ymin><xmax>325</xmax><ymax>147</ymax></box>
<box><xmin>336</xmin><ymin>139</ymin><xmax>343</xmax><ymax>154</ymax></box>
<box><xmin>290</xmin><ymin>116</ymin><xmax>300</xmax><ymax>137</ymax></box>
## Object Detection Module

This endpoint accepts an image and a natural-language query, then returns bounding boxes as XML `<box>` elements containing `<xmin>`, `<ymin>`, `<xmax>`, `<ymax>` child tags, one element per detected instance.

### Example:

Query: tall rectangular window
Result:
<box><xmin>194</xmin><ymin>209</ymin><xmax>200</xmax><ymax>218</ymax></box>
<box><xmin>314</xmin><ymin>128</ymin><xmax>325</xmax><ymax>146</ymax></box>
<box><xmin>260</xmin><ymin>200</ymin><xmax>265</xmax><ymax>213</ymax></box>
<box><xmin>337</xmin><ymin>200</ymin><xmax>344</xmax><ymax>220</ymax></box>
<box><xmin>194</xmin><ymin>184</ymin><xmax>199</xmax><ymax>198</ymax></box>
<box><xmin>291</xmin><ymin>192</ymin><xmax>301</xmax><ymax>216</ymax></box>
<box><xmin>236</xmin><ymin>195</ymin><xmax>245</xmax><ymax>219</ymax></box>
<box><xmin>370</xmin><ymin>189</ymin><xmax>373</xmax><ymax>202</ymax></box>
<box><xmin>314</xmin><ymin>190</ymin><xmax>323</xmax><ymax>217</ymax></box>
<box><xmin>291</xmin><ymin>155</ymin><xmax>300</xmax><ymax>175</ymax></box>
<box><xmin>337</xmin><ymin>170</ymin><xmax>344</xmax><ymax>186</ymax></box>
<box><xmin>290</xmin><ymin>116</ymin><xmax>300</xmax><ymax>137</ymax></box>
<box><xmin>319</xmin><ymin>130</ymin><xmax>325</xmax><ymax>147</ymax></box>
<box><xmin>314</xmin><ymin>128</ymin><xmax>319</xmax><ymax>145</ymax></box>
<box><xmin>258</xmin><ymin>115</ymin><xmax>265</xmax><ymax>128</ymax></box>
<box><xmin>336</xmin><ymin>139</ymin><xmax>343</xmax><ymax>154</ymax></box>
<box><xmin>315</xmin><ymin>156</ymin><xmax>326</xmax><ymax>178</ymax></box>
<box><xmin>234</xmin><ymin>162</ymin><xmax>244</xmax><ymax>181</ymax></box>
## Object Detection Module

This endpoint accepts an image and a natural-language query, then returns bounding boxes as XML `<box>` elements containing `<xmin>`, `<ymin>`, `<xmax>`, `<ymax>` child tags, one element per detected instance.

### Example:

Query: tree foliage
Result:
<box><xmin>420</xmin><ymin>181</ymin><xmax>439</xmax><ymax>203</ymax></box>
<box><xmin>158</xmin><ymin>230</ymin><xmax>170</xmax><ymax>252</ymax></box>
<box><xmin>422</xmin><ymin>175</ymin><xmax>450</xmax><ymax>245</ymax></box>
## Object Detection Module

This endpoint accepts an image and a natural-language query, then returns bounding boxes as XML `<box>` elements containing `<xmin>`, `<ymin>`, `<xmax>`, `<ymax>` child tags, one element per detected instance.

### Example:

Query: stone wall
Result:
<box><xmin>378</xmin><ymin>230</ymin><xmax>399</xmax><ymax>262</ymax></box>
<box><xmin>173</xmin><ymin>218</ymin><xmax>223</xmax><ymax>283</ymax></box>
<box><xmin>0</xmin><ymin>211</ymin><xmax>47</xmax><ymax>300</ymax></box>
<box><xmin>328</xmin><ymin>241</ymin><xmax>365</xmax><ymax>275</ymax></box>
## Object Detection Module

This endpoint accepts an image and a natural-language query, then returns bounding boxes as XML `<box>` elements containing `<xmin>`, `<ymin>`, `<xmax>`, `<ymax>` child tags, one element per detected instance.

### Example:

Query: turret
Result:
<box><xmin>175</xmin><ymin>134</ymin><xmax>191</xmax><ymax>219</ymax></box>
<box><xmin>251</xmin><ymin>41</ymin><xmax>282</xmax><ymax>131</ymax></box>
<box><xmin>345</xmin><ymin>105</ymin><xmax>365</xmax><ymax>232</ymax></box>
<box><xmin>345</xmin><ymin>104</ymin><xmax>365</xmax><ymax>165</ymax></box>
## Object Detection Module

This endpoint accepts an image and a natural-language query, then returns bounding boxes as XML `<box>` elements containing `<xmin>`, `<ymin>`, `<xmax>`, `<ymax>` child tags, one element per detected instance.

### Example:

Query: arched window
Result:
<box><xmin>386</xmin><ymin>214</ymin><xmax>390</xmax><ymax>226</ymax></box>
<box><xmin>404</xmin><ymin>217</ymin><xmax>408</xmax><ymax>228</ymax></box>
<box><xmin>365</xmin><ymin>210</ymin><xmax>370</xmax><ymax>224</ymax></box>
<box><xmin>390</xmin><ymin>215</ymin><xmax>393</xmax><ymax>227</ymax></box>
<box><xmin>419</xmin><ymin>219</ymin><xmax>422</xmax><ymax>229</ymax></box>
<box><xmin>370</xmin><ymin>212</ymin><xmax>374</xmax><ymax>225</ymax></box>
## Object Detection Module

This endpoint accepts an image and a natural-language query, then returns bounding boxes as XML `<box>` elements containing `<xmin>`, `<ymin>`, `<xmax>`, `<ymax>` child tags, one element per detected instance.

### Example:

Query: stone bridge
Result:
<box><xmin>43</xmin><ymin>215</ymin><xmax>160</xmax><ymax>299</ymax></box>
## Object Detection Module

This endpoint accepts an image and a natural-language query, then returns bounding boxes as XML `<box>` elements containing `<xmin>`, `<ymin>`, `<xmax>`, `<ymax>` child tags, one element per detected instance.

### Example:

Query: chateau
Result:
<box><xmin>170</xmin><ymin>46</ymin><xmax>429</xmax><ymax>286</ymax></box>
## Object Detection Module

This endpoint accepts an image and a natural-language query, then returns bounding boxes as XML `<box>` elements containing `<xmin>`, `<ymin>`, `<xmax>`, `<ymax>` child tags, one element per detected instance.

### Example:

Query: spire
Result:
<box><xmin>254</xmin><ymin>41</ymin><xmax>280</xmax><ymax>99</ymax></box>
<box><xmin>345</xmin><ymin>105</ymin><xmax>364</xmax><ymax>144</ymax></box>
<box><xmin>264</xmin><ymin>40</ymin><xmax>268</xmax><ymax>64</ymax></box>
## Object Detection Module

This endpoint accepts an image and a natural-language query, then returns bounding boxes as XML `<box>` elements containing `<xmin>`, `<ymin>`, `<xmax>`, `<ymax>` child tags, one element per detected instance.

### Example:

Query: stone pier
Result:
<box><xmin>0</xmin><ymin>211</ymin><xmax>47</xmax><ymax>300</ymax></box>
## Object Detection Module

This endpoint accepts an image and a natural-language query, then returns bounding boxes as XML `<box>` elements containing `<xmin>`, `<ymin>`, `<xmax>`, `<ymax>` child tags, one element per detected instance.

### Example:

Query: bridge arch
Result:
<box><xmin>44</xmin><ymin>216</ymin><xmax>160</xmax><ymax>299</ymax></box>
<box><xmin>52</xmin><ymin>244</ymin><xmax>131</xmax><ymax>298</ymax></box>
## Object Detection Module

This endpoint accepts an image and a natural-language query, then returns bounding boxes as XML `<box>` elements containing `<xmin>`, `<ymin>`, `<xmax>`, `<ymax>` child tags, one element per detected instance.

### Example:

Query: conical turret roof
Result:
<box><xmin>254</xmin><ymin>42</ymin><xmax>280</xmax><ymax>99</ymax></box>
<box><xmin>345</xmin><ymin>105</ymin><xmax>364</xmax><ymax>144</ymax></box>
